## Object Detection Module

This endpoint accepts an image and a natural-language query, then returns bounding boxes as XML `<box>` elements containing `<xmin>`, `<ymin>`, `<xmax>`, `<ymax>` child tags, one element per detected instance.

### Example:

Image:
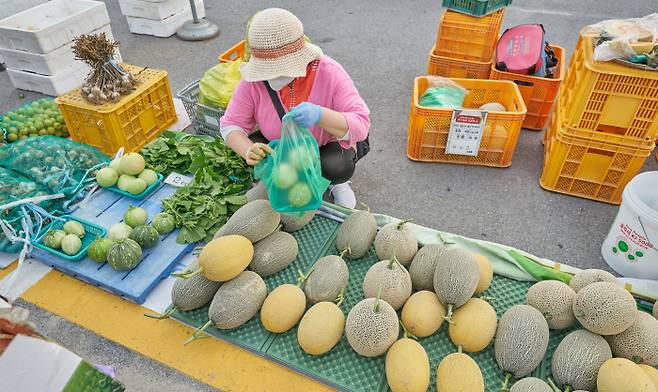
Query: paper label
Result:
<box><xmin>445</xmin><ymin>109</ymin><xmax>488</xmax><ymax>156</ymax></box>
<box><xmin>164</xmin><ymin>172</ymin><xmax>193</xmax><ymax>188</ymax></box>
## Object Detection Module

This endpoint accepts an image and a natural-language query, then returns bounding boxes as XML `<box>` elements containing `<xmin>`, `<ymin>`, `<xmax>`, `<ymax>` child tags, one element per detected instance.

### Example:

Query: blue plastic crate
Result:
<box><xmin>103</xmin><ymin>173</ymin><xmax>164</xmax><ymax>200</ymax></box>
<box><xmin>31</xmin><ymin>215</ymin><xmax>107</xmax><ymax>262</ymax></box>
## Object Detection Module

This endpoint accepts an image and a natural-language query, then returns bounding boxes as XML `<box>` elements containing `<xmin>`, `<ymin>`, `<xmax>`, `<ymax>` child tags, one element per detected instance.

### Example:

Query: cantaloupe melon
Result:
<box><xmin>335</xmin><ymin>210</ymin><xmax>377</xmax><ymax>259</ymax></box>
<box><xmin>248</xmin><ymin>231</ymin><xmax>298</xmax><ymax>277</ymax></box>
<box><xmin>374</xmin><ymin>221</ymin><xmax>418</xmax><ymax>267</ymax></box>
<box><xmin>639</xmin><ymin>365</ymin><xmax>658</xmax><ymax>390</ymax></box>
<box><xmin>551</xmin><ymin>329</ymin><xmax>612</xmax><ymax>391</ymax></box>
<box><xmin>573</xmin><ymin>281</ymin><xmax>638</xmax><ymax>335</ymax></box>
<box><xmin>400</xmin><ymin>291</ymin><xmax>444</xmax><ymax>338</ymax></box>
<box><xmin>569</xmin><ymin>268</ymin><xmax>617</xmax><ymax>292</ymax></box>
<box><xmin>304</xmin><ymin>254</ymin><xmax>349</xmax><ymax>304</ymax></box>
<box><xmin>436</xmin><ymin>351</ymin><xmax>484</xmax><ymax>392</ymax></box>
<box><xmin>449</xmin><ymin>297</ymin><xmax>497</xmax><ymax>353</ymax></box>
<box><xmin>362</xmin><ymin>259</ymin><xmax>412</xmax><ymax>310</ymax></box>
<box><xmin>526</xmin><ymin>280</ymin><xmax>576</xmax><ymax>329</ymax></box>
<box><xmin>297</xmin><ymin>302</ymin><xmax>345</xmax><ymax>355</ymax></box>
<box><xmin>597</xmin><ymin>358</ymin><xmax>656</xmax><ymax>392</ymax></box>
<box><xmin>171</xmin><ymin>274</ymin><xmax>221</xmax><ymax>312</ymax></box>
<box><xmin>245</xmin><ymin>182</ymin><xmax>269</xmax><ymax>202</ymax></box>
<box><xmin>605</xmin><ymin>311</ymin><xmax>658</xmax><ymax>366</ymax></box>
<box><xmin>260</xmin><ymin>284</ymin><xmax>306</xmax><ymax>333</ymax></box>
<box><xmin>494</xmin><ymin>304</ymin><xmax>549</xmax><ymax>378</ymax></box>
<box><xmin>473</xmin><ymin>253</ymin><xmax>493</xmax><ymax>294</ymax></box>
<box><xmin>433</xmin><ymin>247</ymin><xmax>480</xmax><ymax>321</ymax></box>
<box><xmin>409</xmin><ymin>243</ymin><xmax>447</xmax><ymax>291</ymax></box>
<box><xmin>280</xmin><ymin>210</ymin><xmax>316</xmax><ymax>232</ymax></box>
<box><xmin>214</xmin><ymin>199</ymin><xmax>280</xmax><ymax>242</ymax></box>
<box><xmin>345</xmin><ymin>297</ymin><xmax>399</xmax><ymax>357</ymax></box>
<box><xmin>509</xmin><ymin>377</ymin><xmax>552</xmax><ymax>392</ymax></box>
<box><xmin>197</xmin><ymin>235</ymin><xmax>253</xmax><ymax>281</ymax></box>
<box><xmin>385</xmin><ymin>338</ymin><xmax>430</xmax><ymax>392</ymax></box>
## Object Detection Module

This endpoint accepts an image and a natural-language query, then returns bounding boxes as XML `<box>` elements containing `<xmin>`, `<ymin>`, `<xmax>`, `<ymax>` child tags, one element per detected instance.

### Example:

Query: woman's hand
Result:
<box><xmin>244</xmin><ymin>142</ymin><xmax>273</xmax><ymax>166</ymax></box>
<box><xmin>292</xmin><ymin>102</ymin><xmax>323</xmax><ymax>128</ymax></box>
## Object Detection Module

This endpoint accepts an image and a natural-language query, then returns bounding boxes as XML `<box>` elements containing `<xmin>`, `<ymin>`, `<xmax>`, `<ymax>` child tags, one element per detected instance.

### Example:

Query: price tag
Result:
<box><xmin>445</xmin><ymin>109</ymin><xmax>488</xmax><ymax>156</ymax></box>
<box><xmin>164</xmin><ymin>172</ymin><xmax>193</xmax><ymax>188</ymax></box>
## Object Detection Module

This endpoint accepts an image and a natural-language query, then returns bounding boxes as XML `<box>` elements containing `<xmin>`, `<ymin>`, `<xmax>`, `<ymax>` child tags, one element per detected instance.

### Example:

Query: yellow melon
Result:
<box><xmin>199</xmin><ymin>235</ymin><xmax>253</xmax><ymax>281</ymax></box>
<box><xmin>449</xmin><ymin>298</ymin><xmax>497</xmax><ymax>352</ymax></box>
<box><xmin>436</xmin><ymin>351</ymin><xmax>484</xmax><ymax>392</ymax></box>
<box><xmin>401</xmin><ymin>291</ymin><xmax>445</xmax><ymax>338</ymax></box>
<box><xmin>385</xmin><ymin>338</ymin><xmax>430</xmax><ymax>392</ymax></box>
<box><xmin>297</xmin><ymin>302</ymin><xmax>345</xmax><ymax>355</ymax></box>
<box><xmin>473</xmin><ymin>253</ymin><xmax>493</xmax><ymax>294</ymax></box>
<box><xmin>597</xmin><ymin>358</ymin><xmax>655</xmax><ymax>392</ymax></box>
<box><xmin>260</xmin><ymin>284</ymin><xmax>306</xmax><ymax>333</ymax></box>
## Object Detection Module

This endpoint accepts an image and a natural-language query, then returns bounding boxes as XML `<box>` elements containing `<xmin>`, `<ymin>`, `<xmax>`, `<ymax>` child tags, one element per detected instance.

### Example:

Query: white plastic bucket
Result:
<box><xmin>602</xmin><ymin>171</ymin><xmax>658</xmax><ymax>279</ymax></box>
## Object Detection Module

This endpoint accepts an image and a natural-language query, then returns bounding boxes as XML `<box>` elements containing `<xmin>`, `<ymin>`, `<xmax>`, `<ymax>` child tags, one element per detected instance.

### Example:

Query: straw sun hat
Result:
<box><xmin>240</xmin><ymin>8</ymin><xmax>323</xmax><ymax>82</ymax></box>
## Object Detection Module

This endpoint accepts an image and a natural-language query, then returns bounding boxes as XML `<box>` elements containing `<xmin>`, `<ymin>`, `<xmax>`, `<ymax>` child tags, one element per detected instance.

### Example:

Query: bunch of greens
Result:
<box><xmin>161</xmin><ymin>168</ymin><xmax>247</xmax><ymax>244</ymax></box>
<box><xmin>141</xmin><ymin>131</ymin><xmax>251</xmax><ymax>183</ymax></box>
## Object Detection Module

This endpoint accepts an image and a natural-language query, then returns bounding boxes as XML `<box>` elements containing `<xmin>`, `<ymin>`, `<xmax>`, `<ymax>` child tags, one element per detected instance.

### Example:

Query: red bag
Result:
<box><xmin>496</xmin><ymin>24</ymin><xmax>548</xmax><ymax>76</ymax></box>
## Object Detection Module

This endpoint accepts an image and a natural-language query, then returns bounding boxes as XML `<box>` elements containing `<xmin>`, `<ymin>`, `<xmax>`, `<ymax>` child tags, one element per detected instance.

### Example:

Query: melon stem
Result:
<box><xmin>564</xmin><ymin>386</ymin><xmax>571</xmax><ymax>392</ymax></box>
<box><xmin>144</xmin><ymin>306</ymin><xmax>177</xmax><ymax>320</ymax></box>
<box><xmin>443</xmin><ymin>304</ymin><xmax>455</xmax><ymax>325</ymax></box>
<box><xmin>396</xmin><ymin>220</ymin><xmax>412</xmax><ymax>230</ymax></box>
<box><xmin>184</xmin><ymin>320</ymin><xmax>212</xmax><ymax>345</ymax></box>
<box><xmin>400</xmin><ymin>321</ymin><xmax>417</xmax><ymax>340</ymax></box>
<box><xmin>191</xmin><ymin>246</ymin><xmax>204</xmax><ymax>256</ymax></box>
<box><xmin>358</xmin><ymin>202</ymin><xmax>371</xmax><ymax>212</ymax></box>
<box><xmin>499</xmin><ymin>372</ymin><xmax>512</xmax><ymax>392</ymax></box>
<box><xmin>373</xmin><ymin>283</ymin><xmax>383</xmax><ymax>313</ymax></box>
<box><xmin>457</xmin><ymin>345</ymin><xmax>462</xmax><ymax>354</ymax></box>
<box><xmin>547</xmin><ymin>378</ymin><xmax>562</xmax><ymax>392</ymax></box>
<box><xmin>171</xmin><ymin>268</ymin><xmax>202</xmax><ymax>279</ymax></box>
<box><xmin>437</xmin><ymin>233</ymin><xmax>455</xmax><ymax>246</ymax></box>
<box><xmin>335</xmin><ymin>289</ymin><xmax>345</xmax><ymax>308</ymax></box>
<box><xmin>478</xmin><ymin>295</ymin><xmax>496</xmax><ymax>302</ymax></box>
<box><xmin>338</xmin><ymin>248</ymin><xmax>349</xmax><ymax>258</ymax></box>
<box><xmin>296</xmin><ymin>268</ymin><xmax>311</xmax><ymax>287</ymax></box>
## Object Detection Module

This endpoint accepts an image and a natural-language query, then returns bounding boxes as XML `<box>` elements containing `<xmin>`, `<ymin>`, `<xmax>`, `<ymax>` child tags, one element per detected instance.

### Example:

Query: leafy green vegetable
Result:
<box><xmin>161</xmin><ymin>168</ymin><xmax>247</xmax><ymax>244</ymax></box>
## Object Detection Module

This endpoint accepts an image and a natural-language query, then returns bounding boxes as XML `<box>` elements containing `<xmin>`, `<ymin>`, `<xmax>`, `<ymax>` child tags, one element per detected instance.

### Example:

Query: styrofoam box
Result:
<box><xmin>0</xmin><ymin>24</ymin><xmax>114</xmax><ymax>75</ymax></box>
<box><xmin>0</xmin><ymin>0</ymin><xmax>110</xmax><ymax>54</ymax></box>
<box><xmin>0</xmin><ymin>0</ymin><xmax>48</xmax><ymax>21</ymax></box>
<box><xmin>126</xmin><ymin>0</ymin><xmax>204</xmax><ymax>38</ymax></box>
<box><xmin>119</xmin><ymin>0</ymin><xmax>190</xmax><ymax>21</ymax></box>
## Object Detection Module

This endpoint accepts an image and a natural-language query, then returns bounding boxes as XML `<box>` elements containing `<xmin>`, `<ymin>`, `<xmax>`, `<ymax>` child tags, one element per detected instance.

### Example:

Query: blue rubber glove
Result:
<box><xmin>292</xmin><ymin>102</ymin><xmax>323</xmax><ymax>128</ymax></box>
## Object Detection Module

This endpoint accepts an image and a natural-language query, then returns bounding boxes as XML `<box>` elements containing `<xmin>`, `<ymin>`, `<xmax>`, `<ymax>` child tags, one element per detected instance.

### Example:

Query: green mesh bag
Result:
<box><xmin>0</xmin><ymin>136</ymin><xmax>109</xmax><ymax>196</ymax></box>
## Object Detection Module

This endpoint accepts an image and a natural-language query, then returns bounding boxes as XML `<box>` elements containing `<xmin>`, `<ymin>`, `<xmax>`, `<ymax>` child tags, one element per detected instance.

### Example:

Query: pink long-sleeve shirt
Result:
<box><xmin>219</xmin><ymin>55</ymin><xmax>370</xmax><ymax>149</ymax></box>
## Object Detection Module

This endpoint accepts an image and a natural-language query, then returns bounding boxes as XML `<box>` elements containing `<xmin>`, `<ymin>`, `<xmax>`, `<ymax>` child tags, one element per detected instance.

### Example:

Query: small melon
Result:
<box><xmin>374</xmin><ymin>221</ymin><xmax>418</xmax><ymax>267</ymax></box>
<box><xmin>297</xmin><ymin>302</ymin><xmax>345</xmax><ymax>355</ymax></box>
<box><xmin>572</xmin><ymin>281</ymin><xmax>638</xmax><ymax>335</ymax></box>
<box><xmin>449</xmin><ymin>298</ymin><xmax>497</xmax><ymax>353</ymax></box>
<box><xmin>260</xmin><ymin>284</ymin><xmax>306</xmax><ymax>333</ymax></box>
<box><xmin>569</xmin><ymin>268</ymin><xmax>617</xmax><ymax>292</ymax></box>
<box><xmin>362</xmin><ymin>259</ymin><xmax>412</xmax><ymax>310</ymax></box>
<box><xmin>551</xmin><ymin>329</ymin><xmax>612</xmax><ymax>391</ymax></box>
<box><xmin>597</xmin><ymin>358</ymin><xmax>656</xmax><ymax>392</ymax></box>
<box><xmin>473</xmin><ymin>253</ymin><xmax>493</xmax><ymax>294</ymax></box>
<box><xmin>385</xmin><ymin>338</ymin><xmax>430</xmax><ymax>392</ymax></box>
<box><xmin>400</xmin><ymin>291</ymin><xmax>445</xmax><ymax>338</ymax></box>
<box><xmin>335</xmin><ymin>210</ymin><xmax>377</xmax><ymax>260</ymax></box>
<box><xmin>526</xmin><ymin>280</ymin><xmax>577</xmax><ymax>329</ymax></box>
<box><xmin>199</xmin><ymin>235</ymin><xmax>253</xmax><ymax>281</ymax></box>
<box><xmin>171</xmin><ymin>274</ymin><xmax>222</xmax><ymax>312</ymax></box>
<box><xmin>605</xmin><ymin>311</ymin><xmax>658</xmax><ymax>366</ymax></box>
<box><xmin>436</xmin><ymin>352</ymin><xmax>484</xmax><ymax>392</ymax></box>
<box><xmin>639</xmin><ymin>365</ymin><xmax>658</xmax><ymax>390</ymax></box>
<box><xmin>248</xmin><ymin>231</ymin><xmax>299</xmax><ymax>277</ymax></box>
<box><xmin>494</xmin><ymin>304</ymin><xmax>549</xmax><ymax>378</ymax></box>
<box><xmin>510</xmin><ymin>378</ymin><xmax>552</xmax><ymax>392</ymax></box>
<box><xmin>408</xmin><ymin>243</ymin><xmax>447</xmax><ymax>291</ymax></box>
<box><xmin>304</xmin><ymin>254</ymin><xmax>349</xmax><ymax>304</ymax></box>
<box><xmin>345</xmin><ymin>297</ymin><xmax>399</xmax><ymax>357</ymax></box>
<box><xmin>280</xmin><ymin>210</ymin><xmax>316</xmax><ymax>232</ymax></box>
<box><xmin>208</xmin><ymin>271</ymin><xmax>267</xmax><ymax>329</ymax></box>
<box><xmin>214</xmin><ymin>199</ymin><xmax>281</xmax><ymax>243</ymax></box>
<box><xmin>245</xmin><ymin>182</ymin><xmax>269</xmax><ymax>202</ymax></box>
<box><xmin>433</xmin><ymin>247</ymin><xmax>480</xmax><ymax>320</ymax></box>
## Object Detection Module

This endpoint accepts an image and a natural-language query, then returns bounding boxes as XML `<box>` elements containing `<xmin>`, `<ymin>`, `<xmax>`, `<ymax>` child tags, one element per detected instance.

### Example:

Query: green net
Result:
<box><xmin>0</xmin><ymin>136</ymin><xmax>109</xmax><ymax>197</ymax></box>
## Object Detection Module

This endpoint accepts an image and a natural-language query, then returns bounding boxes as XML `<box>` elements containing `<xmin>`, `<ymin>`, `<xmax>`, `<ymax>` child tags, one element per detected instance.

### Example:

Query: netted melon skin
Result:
<box><xmin>249</xmin><ymin>231</ymin><xmax>299</xmax><ymax>277</ymax></box>
<box><xmin>573</xmin><ymin>282</ymin><xmax>637</xmax><ymax>335</ymax></box>
<box><xmin>304</xmin><ymin>255</ymin><xmax>349</xmax><ymax>304</ymax></box>
<box><xmin>345</xmin><ymin>298</ymin><xmax>399</xmax><ymax>357</ymax></box>
<box><xmin>605</xmin><ymin>312</ymin><xmax>658</xmax><ymax>366</ymax></box>
<box><xmin>569</xmin><ymin>268</ymin><xmax>617</xmax><ymax>292</ymax></box>
<box><xmin>374</xmin><ymin>222</ymin><xmax>418</xmax><ymax>267</ymax></box>
<box><xmin>335</xmin><ymin>210</ymin><xmax>377</xmax><ymax>259</ymax></box>
<box><xmin>214</xmin><ymin>199</ymin><xmax>281</xmax><ymax>243</ymax></box>
<box><xmin>362</xmin><ymin>260</ymin><xmax>412</xmax><ymax>310</ymax></box>
<box><xmin>208</xmin><ymin>271</ymin><xmax>267</xmax><ymax>329</ymax></box>
<box><xmin>510</xmin><ymin>377</ymin><xmax>553</xmax><ymax>392</ymax></box>
<box><xmin>433</xmin><ymin>247</ymin><xmax>479</xmax><ymax>308</ymax></box>
<box><xmin>494</xmin><ymin>305</ymin><xmax>549</xmax><ymax>378</ymax></box>
<box><xmin>552</xmin><ymin>329</ymin><xmax>612</xmax><ymax>391</ymax></box>
<box><xmin>245</xmin><ymin>182</ymin><xmax>269</xmax><ymax>202</ymax></box>
<box><xmin>171</xmin><ymin>274</ymin><xmax>222</xmax><ymax>311</ymax></box>
<box><xmin>409</xmin><ymin>244</ymin><xmax>447</xmax><ymax>291</ymax></box>
<box><xmin>526</xmin><ymin>280</ymin><xmax>576</xmax><ymax>329</ymax></box>
<box><xmin>281</xmin><ymin>210</ymin><xmax>316</xmax><ymax>232</ymax></box>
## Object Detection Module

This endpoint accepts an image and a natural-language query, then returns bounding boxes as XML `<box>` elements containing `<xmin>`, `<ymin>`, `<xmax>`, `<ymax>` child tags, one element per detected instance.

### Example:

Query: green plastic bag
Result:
<box><xmin>255</xmin><ymin>110</ymin><xmax>330</xmax><ymax>214</ymax></box>
<box><xmin>418</xmin><ymin>86</ymin><xmax>466</xmax><ymax>108</ymax></box>
<box><xmin>198</xmin><ymin>60</ymin><xmax>243</xmax><ymax>110</ymax></box>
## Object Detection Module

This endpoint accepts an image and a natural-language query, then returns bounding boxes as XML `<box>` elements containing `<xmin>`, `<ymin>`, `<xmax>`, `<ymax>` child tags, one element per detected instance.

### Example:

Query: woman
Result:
<box><xmin>220</xmin><ymin>8</ymin><xmax>370</xmax><ymax>208</ymax></box>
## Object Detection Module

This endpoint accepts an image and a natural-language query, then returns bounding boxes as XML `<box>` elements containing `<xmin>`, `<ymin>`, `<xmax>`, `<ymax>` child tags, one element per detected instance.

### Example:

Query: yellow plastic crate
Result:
<box><xmin>56</xmin><ymin>64</ymin><xmax>177</xmax><ymax>155</ymax></box>
<box><xmin>427</xmin><ymin>49</ymin><xmax>492</xmax><ymax>79</ymax></box>
<box><xmin>434</xmin><ymin>9</ymin><xmax>503</xmax><ymax>62</ymax></box>
<box><xmin>560</xmin><ymin>35</ymin><xmax>658</xmax><ymax>140</ymax></box>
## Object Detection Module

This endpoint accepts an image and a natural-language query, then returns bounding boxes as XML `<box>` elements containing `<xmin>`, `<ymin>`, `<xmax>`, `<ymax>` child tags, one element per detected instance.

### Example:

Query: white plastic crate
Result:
<box><xmin>0</xmin><ymin>0</ymin><xmax>48</xmax><ymax>21</ymax></box>
<box><xmin>0</xmin><ymin>0</ymin><xmax>110</xmax><ymax>54</ymax></box>
<box><xmin>0</xmin><ymin>24</ymin><xmax>115</xmax><ymax>75</ymax></box>
<box><xmin>7</xmin><ymin>62</ymin><xmax>87</xmax><ymax>96</ymax></box>
<box><xmin>126</xmin><ymin>0</ymin><xmax>204</xmax><ymax>37</ymax></box>
<box><xmin>119</xmin><ymin>0</ymin><xmax>189</xmax><ymax>21</ymax></box>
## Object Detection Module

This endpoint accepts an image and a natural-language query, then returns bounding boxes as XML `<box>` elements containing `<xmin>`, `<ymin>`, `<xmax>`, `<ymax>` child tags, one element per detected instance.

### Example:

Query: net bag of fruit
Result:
<box><xmin>0</xmin><ymin>136</ymin><xmax>109</xmax><ymax>197</ymax></box>
<box><xmin>255</xmin><ymin>110</ymin><xmax>330</xmax><ymax>214</ymax></box>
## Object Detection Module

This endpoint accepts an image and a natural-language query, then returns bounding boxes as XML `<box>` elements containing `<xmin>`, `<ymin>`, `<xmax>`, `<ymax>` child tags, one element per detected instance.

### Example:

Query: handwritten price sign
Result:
<box><xmin>164</xmin><ymin>172</ymin><xmax>193</xmax><ymax>188</ymax></box>
<box><xmin>445</xmin><ymin>109</ymin><xmax>488</xmax><ymax>157</ymax></box>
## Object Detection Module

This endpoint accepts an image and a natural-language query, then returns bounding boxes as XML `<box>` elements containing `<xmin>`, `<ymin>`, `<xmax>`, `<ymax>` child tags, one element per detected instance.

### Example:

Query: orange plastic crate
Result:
<box><xmin>560</xmin><ymin>35</ymin><xmax>658</xmax><ymax>140</ymax></box>
<box><xmin>541</xmin><ymin>103</ymin><xmax>655</xmax><ymax>204</ymax></box>
<box><xmin>57</xmin><ymin>64</ymin><xmax>177</xmax><ymax>156</ymax></box>
<box><xmin>218</xmin><ymin>40</ymin><xmax>245</xmax><ymax>63</ymax></box>
<box><xmin>434</xmin><ymin>9</ymin><xmax>504</xmax><ymax>62</ymax></box>
<box><xmin>407</xmin><ymin>77</ymin><xmax>527</xmax><ymax>167</ymax></box>
<box><xmin>490</xmin><ymin>45</ymin><xmax>566</xmax><ymax>130</ymax></box>
<box><xmin>428</xmin><ymin>50</ymin><xmax>492</xmax><ymax>79</ymax></box>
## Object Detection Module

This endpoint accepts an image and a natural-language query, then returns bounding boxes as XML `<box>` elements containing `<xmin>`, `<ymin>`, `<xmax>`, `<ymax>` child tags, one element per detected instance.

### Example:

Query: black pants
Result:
<box><xmin>249</xmin><ymin>132</ymin><xmax>370</xmax><ymax>184</ymax></box>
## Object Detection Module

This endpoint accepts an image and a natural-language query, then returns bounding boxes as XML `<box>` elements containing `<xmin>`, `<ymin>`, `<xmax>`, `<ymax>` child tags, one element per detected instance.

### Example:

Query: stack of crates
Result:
<box><xmin>540</xmin><ymin>35</ymin><xmax>658</xmax><ymax>204</ymax></box>
<box><xmin>120</xmin><ymin>0</ymin><xmax>205</xmax><ymax>38</ymax></box>
<box><xmin>427</xmin><ymin>0</ymin><xmax>511</xmax><ymax>79</ymax></box>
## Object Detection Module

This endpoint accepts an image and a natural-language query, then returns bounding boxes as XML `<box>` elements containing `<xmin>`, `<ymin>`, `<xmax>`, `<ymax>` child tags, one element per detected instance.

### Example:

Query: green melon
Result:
<box><xmin>107</xmin><ymin>238</ymin><xmax>143</xmax><ymax>271</ymax></box>
<box><xmin>510</xmin><ymin>378</ymin><xmax>552</xmax><ymax>392</ymax></box>
<box><xmin>552</xmin><ymin>329</ymin><xmax>612</xmax><ymax>391</ymax></box>
<box><xmin>605</xmin><ymin>311</ymin><xmax>658</xmax><ymax>366</ymax></box>
<box><xmin>374</xmin><ymin>221</ymin><xmax>418</xmax><ymax>267</ymax></box>
<box><xmin>304</xmin><ymin>255</ymin><xmax>349</xmax><ymax>304</ymax></box>
<box><xmin>249</xmin><ymin>231</ymin><xmax>298</xmax><ymax>277</ymax></box>
<box><xmin>573</xmin><ymin>281</ymin><xmax>638</xmax><ymax>335</ymax></box>
<box><xmin>408</xmin><ymin>243</ymin><xmax>447</xmax><ymax>291</ymax></box>
<box><xmin>569</xmin><ymin>268</ymin><xmax>617</xmax><ymax>292</ymax></box>
<box><xmin>280</xmin><ymin>210</ymin><xmax>316</xmax><ymax>232</ymax></box>
<box><xmin>526</xmin><ymin>280</ymin><xmax>576</xmax><ymax>329</ymax></box>
<box><xmin>214</xmin><ymin>199</ymin><xmax>280</xmax><ymax>243</ymax></box>
<box><xmin>129</xmin><ymin>225</ymin><xmax>159</xmax><ymax>248</ymax></box>
<box><xmin>171</xmin><ymin>274</ymin><xmax>222</xmax><ymax>312</ymax></box>
<box><xmin>335</xmin><ymin>210</ymin><xmax>377</xmax><ymax>260</ymax></box>
<box><xmin>345</xmin><ymin>297</ymin><xmax>399</xmax><ymax>357</ymax></box>
<box><xmin>207</xmin><ymin>271</ymin><xmax>267</xmax><ymax>329</ymax></box>
<box><xmin>433</xmin><ymin>247</ymin><xmax>480</xmax><ymax>321</ymax></box>
<box><xmin>362</xmin><ymin>259</ymin><xmax>412</xmax><ymax>311</ymax></box>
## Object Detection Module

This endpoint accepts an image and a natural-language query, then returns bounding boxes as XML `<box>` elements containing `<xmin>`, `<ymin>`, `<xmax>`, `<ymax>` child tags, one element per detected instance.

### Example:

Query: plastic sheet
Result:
<box><xmin>583</xmin><ymin>14</ymin><xmax>658</xmax><ymax>63</ymax></box>
<box><xmin>198</xmin><ymin>60</ymin><xmax>242</xmax><ymax>110</ymax></box>
<box><xmin>418</xmin><ymin>76</ymin><xmax>468</xmax><ymax>108</ymax></box>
